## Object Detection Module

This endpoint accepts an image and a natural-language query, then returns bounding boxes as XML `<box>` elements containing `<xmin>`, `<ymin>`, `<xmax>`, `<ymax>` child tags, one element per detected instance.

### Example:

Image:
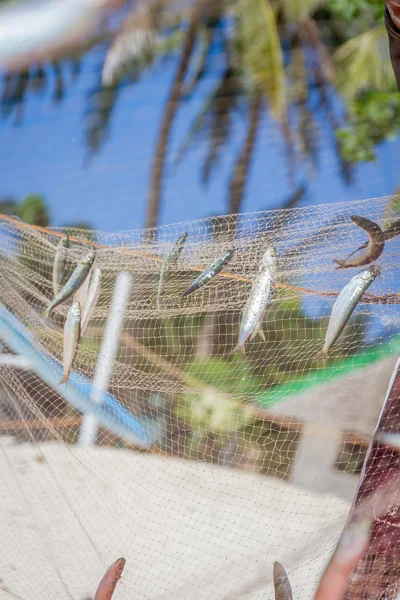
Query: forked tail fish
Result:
<box><xmin>316</xmin><ymin>263</ymin><xmax>381</xmax><ymax>367</ymax></box>
<box><xmin>181</xmin><ymin>249</ymin><xmax>234</xmax><ymax>298</ymax></box>
<box><xmin>81</xmin><ymin>267</ymin><xmax>101</xmax><ymax>334</ymax></box>
<box><xmin>59</xmin><ymin>301</ymin><xmax>81</xmax><ymax>385</ymax></box>
<box><xmin>273</xmin><ymin>562</ymin><xmax>292</xmax><ymax>600</ymax></box>
<box><xmin>233</xmin><ymin>247</ymin><xmax>277</xmax><ymax>356</ymax></box>
<box><xmin>346</xmin><ymin>217</ymin><xmax>400</xmax><ymax>259</ymax></box>
<box><xmin>53</xmin><ymin>234</ymin><xmax>69</xmax><ymax>296</ymax></box>
<box><xmin>334</xmin><ymin>215</ymin><xmax>384</xmax><ymax>269</ymax></box>
<box><xmin>44</xmin><ymin>250</ymin><xmax>95</xmax><ymax>317</ymax></box>
<box><xmin>156</xmin><ymin>232</ymin><xmax>187</xmax><ymax>310</ymax></box>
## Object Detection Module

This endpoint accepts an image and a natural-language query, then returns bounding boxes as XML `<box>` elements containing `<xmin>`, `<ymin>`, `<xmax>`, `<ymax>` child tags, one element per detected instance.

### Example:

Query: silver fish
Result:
<box><xmin>273</xmin><ymin>562</ymin><xmax>292</xmax><ymax>600</ymax></box>
<box><xmin>81</xmin><ymin>267</ymin><xmax>101</xmax><ymax>334</ymax></box>
<box><xmin>181</xmin><ymin>249</ymin><xmax>235</xmax><ymax>298</ymax></box>
<box><xmin>157</xmin><ymin>232</ymin><xmax>187</xmax><ymax>310</ymax></box>
<box><xmin>59</xmin><ymin>300</ymin><xmax>81</xmax><ymax>384</ymax></box>
<box><xmin>53</xmin><ymin>233</ymin><xmax>69</xmax><ymax>296</ymax></box>
<box><xmin>317</xmin><ymin>264</ymin><xmax>381</xmax><ymax>367</ymax></box>
<box><xmin>233</xmin><ymin>247</ymin><xmax>277</xmax><ymax>355</ymax></box>
<box><xmin>44</xmin><ymin>250</ymin><xmax>95</xmax><ymax>317</ymax></box>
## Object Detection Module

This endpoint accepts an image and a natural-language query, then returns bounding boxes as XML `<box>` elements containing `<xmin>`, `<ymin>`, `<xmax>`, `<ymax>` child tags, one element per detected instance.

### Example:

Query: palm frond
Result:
<box><xmin>183</xmin><ymin>26</ymin><xmax>214</xmax><ymax>98</ymax></box>
<box><xmin>334</xmin><ymin>25</ymin><xmax>395</xmax><ymax>99</ymax></box>
<box><xmin>174</xmin><ymin>67</ymin><xmax>241</xmax><ymax>181</ymax></box>
<box><xmin>281</xmin><ymin>0</ymin><xmax>326</xmax><ymax>23</ymax></box>
<box><xmin>238</xmin><ymin>0</ymin><xmax>286</xmax><ymax>121</ymax></box>
<box><xmin>85</xmin><ymin>83</ymin><xmax>119</xmax><ymax>157</ymax></box>
<box><xmin>102</xmin><ymin>3</ymin><xmax>160</xmax><ymax>87</ymax></box>
<box><xmin>202</xmin><ymin>68</ymin><xmax>239</xmax><ymax>182</ymax></box>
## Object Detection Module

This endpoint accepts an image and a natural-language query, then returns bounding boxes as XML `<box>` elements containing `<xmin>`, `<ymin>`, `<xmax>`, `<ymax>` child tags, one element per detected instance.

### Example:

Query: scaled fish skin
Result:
<box><xmin>81</xmin><ymin>267</ymin><xmax>101</xmax><ymax>334</ymax></box>
<box><xmin>317</xmin><ymin>263</ymin><xmax>381</xmax><ymax>367</ymax></box>
<box><xmin>233</xmin><ymin>247</ymin><xmax>277</xmax><ymax>356</ymax></box>
<box><xmin>273</xmin><ymin>562</ymin><xmax>293</xmax><ymax>600</ymax></box>
<box><xmin>59</xmin><ymin>300</ymin><xmax>81</xmax><ymax>385</ymax></box>
<box><xmin>334</xmin><ymin>215</ymin><xmax>384</xmax><ymax>269</ymax></box>
<box><xmin>53</xmin><ymin>233</ymin><xmax>69</xmax><ymax>296</ymax></box>
<box><xmin>181</xmin><ymin>248</ymin><xmax>235</xmax><ymax>298</ymax></box>
<box><xmin>44</xmin><ymin>250</ymin><xmax>95</xmax><ymax>317</ymax></box>
<box><xmin>156</xmin><ymin>232</ymin><xmax>187</xmax><ymax>310</ymax></box>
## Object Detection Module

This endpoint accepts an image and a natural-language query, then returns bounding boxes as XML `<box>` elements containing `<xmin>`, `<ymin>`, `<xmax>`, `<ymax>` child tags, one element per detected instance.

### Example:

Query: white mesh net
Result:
<box><xmin>0</xmin><ymin>195</ymin><xmax>399</xmax><ymax>599</ymax></box>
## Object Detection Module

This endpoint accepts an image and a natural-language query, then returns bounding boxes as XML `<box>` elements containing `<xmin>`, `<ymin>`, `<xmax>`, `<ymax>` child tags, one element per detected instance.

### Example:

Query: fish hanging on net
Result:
<box><xmin>81</xmin><ymin>267</ymin><xmax>101</xmax><ymax>334</ymax></box>
<box><xmin>44</xmin><ymin>250</ymin><xmax>95</xmax><ymax>317</ymax></box>
<box><xmin>59</xmin><ymin>300</ymin><xmax>81</xmax><ymax>385</ymax></box>
<box><xmin>273</xmin><ymin>562</ymin><xmax>292</xmax><ymax>600</ymax></box>
<box><xmin>345</xmin><ymin>217</ymin><xmax>400</xmax><ymax>260</ymax></box>
<box><xmin>52</xmin><ymin>233</ymin><xmax>69</xmax><ymax>296</ymax></box>
<box><xmin>232</xmin><ymin>246</ymin><xmax>277</xmax><ymax>356</ymax></box>
<box><xmin>157</xmin><ymin>232</ymin><xmax>187</xmax><ymax>310</ymax></box>
<box><xmin>316</xmin><ymin>263</ymin><xmax>381</xmax><ymax>368</ymax></box>
<box><xmin>334</xmin><ymin>215</ymin><xmax>385</xmax><ymax>269</ymax></box>
<box><xmin>181</xmin><ymin>248</ymin><xmax>235</xmax><ymax>298</ymax></box>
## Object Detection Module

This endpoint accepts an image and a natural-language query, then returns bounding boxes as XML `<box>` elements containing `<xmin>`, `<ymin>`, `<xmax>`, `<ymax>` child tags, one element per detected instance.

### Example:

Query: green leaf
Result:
<box><xmin>334</xmin><ymin>25</ymin><xmax>395</xmax><ymax>99</ymax></box>
<box><xmin>238</xmin><ymin>0</ymin><xmax>286</xmax><ymax>121</ymax></box>
<box><xmin>282</xmin><ymin>0</ymin><xmax>326</xmax><ymax>23</ymax></box>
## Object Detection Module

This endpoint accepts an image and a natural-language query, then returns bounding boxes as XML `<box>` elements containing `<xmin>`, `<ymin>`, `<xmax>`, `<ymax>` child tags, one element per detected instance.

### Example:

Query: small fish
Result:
<box><xmin>334</xmin><ymin>215</ymin><xmax>384</xmax><ymax>269</ymax></box>
<box><xmin>44</xmin><ymin>250</ymin><xmax>95</xmax><ymax>317</ymax></box>
<box><xmin>345</xmin><ymin>217</ymin><xmax>400</xmax><ymax>259</ymax></box>
<box><xmin>316</xmin><ymin>264</ymin><xmax>381</xmax><ymax>367</ymax></box>
<box><xmin>53</xmin><ymin>234</ymin><xmax>69</xmax><ymax>296</ymax></box>
<box><xmin>59</xmin><ymin>301</ymin><xmax>81</xmax><ymax>385</ymax></box>
<box><xmin>233</xmin><ymin>247</ymin><xmax>277</xmax><ymax>355</ymax></box>
<box><xmin>157</xmin><ymin>232</ymin><xmax>187</xmax><ymax>310</ymax></box>
<box><xmin>94</xmin><ymin>557</ymin><xmax>126</xmax><ymax>600</ymax></box>
<box><xmin>273</xmin><ymin>562</ymin><xmax>292</xmax><ymax>600</ymax></box>
<box><xmin>181</xmin><ymin>249</ymin><xmax>235</xmax><ymax>298</ymax></box>
<box><xmin>81</xmin><ymin>267</ymin><xmax>101</xmax><ymax>334</ymax></box>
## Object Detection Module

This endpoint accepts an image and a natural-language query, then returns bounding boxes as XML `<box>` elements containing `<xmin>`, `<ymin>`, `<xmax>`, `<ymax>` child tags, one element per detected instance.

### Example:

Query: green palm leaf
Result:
<box><xmin>238</xmin><ymin>0</ymin><xmax>286</xmax><ymax>121</ymax></box>
<box><xmin>334</xmin><ymin>25</ymin><xmax>395</xmax><ymax>99</ymax></box>
<box><xmin>281</xmin><ymin>0</ymin><xmax>326</xmax><ymax>23</ymax></box>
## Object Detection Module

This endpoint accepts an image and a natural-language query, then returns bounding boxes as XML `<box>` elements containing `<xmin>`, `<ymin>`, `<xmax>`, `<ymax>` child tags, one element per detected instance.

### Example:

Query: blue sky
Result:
<box><xmin>0</xmin><ymin>45</ymin><xmax>400</xmax><ymax>233</ymax></box>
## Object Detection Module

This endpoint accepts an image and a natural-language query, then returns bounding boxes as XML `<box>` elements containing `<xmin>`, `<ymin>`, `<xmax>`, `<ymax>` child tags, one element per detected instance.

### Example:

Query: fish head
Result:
<box><xmin>260</xmin><ymin>246</ymin><xmax>277</xmax><ymax>268</ymax></box>
<box><xmin>60</xmin><ymin>233</ymin><xmax>70</xmax><ymax>247</ymax></box>
<box><xmin>367</xmin><ymin>263</ymin><xmax>382</xmax><ymax>278</ymax></box>
<box><xmin>351</xmin><ymin>215</ymin><xmax>382</xmax><ymax>235</ymax></box>
<box><xmin>82</xmin><ymin>250</ymin><xmax>96</xmax><ymax>265</ymax></box>
<box><xmin>70</xmin><ymin>301</ymin><xmax>81</xmax><ymax>320</ymax></box>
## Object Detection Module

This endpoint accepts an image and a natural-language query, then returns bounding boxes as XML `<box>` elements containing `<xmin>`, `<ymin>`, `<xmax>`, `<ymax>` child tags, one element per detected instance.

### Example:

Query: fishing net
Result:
<box><xmin>0</xmin><ymin>195</ymin><xmax>399</xmax><ymax>599</ymax></box>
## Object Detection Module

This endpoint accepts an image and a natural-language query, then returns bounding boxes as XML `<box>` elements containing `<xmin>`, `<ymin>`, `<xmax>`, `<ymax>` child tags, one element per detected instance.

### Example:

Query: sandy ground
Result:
<box><xmin>0</xmin><ymin>437</ymin><xmax>350</xmax><ymax>600</ymax></box>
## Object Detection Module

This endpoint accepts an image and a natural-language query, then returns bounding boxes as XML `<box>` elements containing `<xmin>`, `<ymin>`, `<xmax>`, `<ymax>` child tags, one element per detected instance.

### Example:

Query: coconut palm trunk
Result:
<box><xmin>228</xmin><ymin>92</ymin><xmax>263</xmax><ymax>217</ymax></box>
<box><xmin>145</xmin><ymin>4</ymin><xmax>200</xmax><ymax>236</ymax></box>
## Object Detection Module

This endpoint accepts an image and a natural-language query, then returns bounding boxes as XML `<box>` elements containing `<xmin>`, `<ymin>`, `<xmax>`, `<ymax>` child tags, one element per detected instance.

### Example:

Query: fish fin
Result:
<box><xmin>58</xmin><ymin>373</ymin><xmax>68</xmax><ymax>385</ymax></box>
<box><xmin>230</xmin><ymin>344</ymin><xmax>246</xmax><ymax>358</ymax></box>
<box><xmin>250</xmin><ymin>325</ymin><xmax>265</xmax><ymax>342</ymax></box>
<box><xmin>314</xmin><ymin>349</ymin><xmax>328</xmax><ymax>369</ymax></box>
<box><xmin>333</xmin><ymin>260</ymin><xmax>346</xmax><ymax>270</ymax></box>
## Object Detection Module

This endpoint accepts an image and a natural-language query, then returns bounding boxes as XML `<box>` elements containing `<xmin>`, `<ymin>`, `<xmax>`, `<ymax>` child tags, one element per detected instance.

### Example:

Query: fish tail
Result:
<box><xmin>314</xmin><ymin>349</ymin><xmax>328</xmax><ymax>369</ymax></box>
<box><xmin>58</xmin><ymin>373</ymin><xmax>68</xmax><ymax>385</ymax></box>
<box><xmin>250</xmin><ymin>326</ymin><xmax>265</xmax><ymax>342</ymax></box>
<box><xmin>333</xmin><ymin>260</ymin><xmax>346</xmax><ymax>270</ymax></box>
<box><xmin>230</xmin><ymin>344</ymin><xmax>246</xmax><ymax>358</ymax></box>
